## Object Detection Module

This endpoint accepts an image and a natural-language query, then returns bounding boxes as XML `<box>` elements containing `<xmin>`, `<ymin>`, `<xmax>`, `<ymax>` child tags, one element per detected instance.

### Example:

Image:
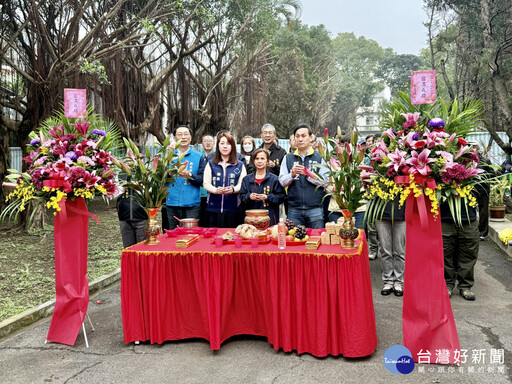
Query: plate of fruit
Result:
<box><xmin>270</xmin><ymin>220</ymin><xmax>310</xmax><ymax>245</ymax></box>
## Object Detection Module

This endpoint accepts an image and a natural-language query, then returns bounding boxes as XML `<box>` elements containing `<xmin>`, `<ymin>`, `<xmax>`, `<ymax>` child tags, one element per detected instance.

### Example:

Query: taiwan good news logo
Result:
<box><xmin>383</xmin><ymin>345</ymin><xmax>415</xmax><ymax>374</ymax></box>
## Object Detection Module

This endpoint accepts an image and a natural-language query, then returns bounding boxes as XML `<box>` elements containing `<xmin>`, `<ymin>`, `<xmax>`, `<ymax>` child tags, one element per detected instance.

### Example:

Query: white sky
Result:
<box><xmin>298</xmin><ymin>0</ymin><xmax>428</xmax><ymax>55</ymax></box>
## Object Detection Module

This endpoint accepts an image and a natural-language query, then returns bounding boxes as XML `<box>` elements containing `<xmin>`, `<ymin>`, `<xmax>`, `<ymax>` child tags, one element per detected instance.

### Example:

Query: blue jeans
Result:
<box><xmin>167</xmin><ymin>205</ymin><xmax>201</xmax><ymax>229</ymax></box>
<box><xmin>287</xmin><ymin>207</ymin><xmax>324</xmax><ymax>229</ymax></box>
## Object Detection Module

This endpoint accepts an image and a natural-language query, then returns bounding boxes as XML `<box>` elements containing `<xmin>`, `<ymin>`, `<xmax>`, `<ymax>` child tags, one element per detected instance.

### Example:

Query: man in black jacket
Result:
<box><xmin>259</xmin><ymin>124</ymin><xmax>286</xmax><ymax>176</ymax></box>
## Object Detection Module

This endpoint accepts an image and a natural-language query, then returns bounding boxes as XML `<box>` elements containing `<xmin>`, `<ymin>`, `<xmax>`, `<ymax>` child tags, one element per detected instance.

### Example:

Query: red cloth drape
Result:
<box><xmin>121</xmin><ymin>230</ymin><xmax>377</xmax><ymax>357</ymax></box>
<box><xmin>46</xmin><ymin>198</ymin><xmax>90</xmax><ymax>345</ymax></box>
<box><xmin>403</xmin><ymin>194</ymin><xmax>460</xmax><ymax>363</ymax></box>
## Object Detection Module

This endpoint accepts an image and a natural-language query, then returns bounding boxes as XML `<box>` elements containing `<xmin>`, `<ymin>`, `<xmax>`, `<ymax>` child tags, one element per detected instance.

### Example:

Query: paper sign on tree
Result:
<box><xmin>411</xmin><ymin>70</ymin><xmax>436</xmax><ymax>105</ymax></box>
<box><xmin>64</xmin><ymin>89</ymin><xmax>87</xmax><ymax>118</ymax></box>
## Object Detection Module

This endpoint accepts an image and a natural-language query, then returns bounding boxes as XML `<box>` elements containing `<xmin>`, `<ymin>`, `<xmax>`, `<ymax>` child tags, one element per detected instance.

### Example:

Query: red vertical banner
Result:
<box><xmin>403</xmin><ymin>194</ymin><xmax>460</xmax><ymax>364</ymax></box>
<box><xmin>64</xmin><ymin>88</ymin><xmax>87</xmax><ymax>118</ymax></box>
<box><xmin>46</xmin><ymin>198</ymin><xmax>90</xmax><ymax>345</ymax></box>
<box><xmin>411</xmin><ymin>70</ymin><xmax>436</xmax><ymax>105</ymax></box>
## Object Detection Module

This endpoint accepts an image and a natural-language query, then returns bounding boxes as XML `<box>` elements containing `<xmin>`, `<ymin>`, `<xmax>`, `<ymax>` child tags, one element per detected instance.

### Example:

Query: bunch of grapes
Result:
<box><xmin>285</xmin><ymin>219</ymin><xmax>295</xmax><ymax>231</ymax></box>
<box><xmin>294</xmin><ymin>225</ymin><xmax>307</xmax><ymax>240</ymax></box>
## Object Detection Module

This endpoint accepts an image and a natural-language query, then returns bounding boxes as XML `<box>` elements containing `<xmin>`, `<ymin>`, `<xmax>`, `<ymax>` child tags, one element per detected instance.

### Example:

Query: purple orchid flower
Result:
<box><xmin>92</xmin><ymin>129</ymin><xmax>106</xmax><ymax>136</ymax></box>
<box><xmin>428</xmin><ymin>118</ymin><xmax>445</xmax><ymax>127</ymax></box>
<box><xmin>406</xmin><ymin>148</ymin><xmax>436</xmax><ymax>176</ymax></box>
<box><xmin>30</xmin><ymin>138</ymin><xmax>41</xmax><ymax>146</ymax></box>
<box><xmin>65</xmin><ymin>151</ymin><xmax>78</xmax><ymax>160</ymax></box>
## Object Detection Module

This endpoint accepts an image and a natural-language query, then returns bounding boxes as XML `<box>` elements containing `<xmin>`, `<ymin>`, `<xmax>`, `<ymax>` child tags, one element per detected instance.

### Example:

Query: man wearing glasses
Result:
<box><xmin>259</xmin><ymin>123</ymin><xmax>287</xmax><ymax>176</ymax></box>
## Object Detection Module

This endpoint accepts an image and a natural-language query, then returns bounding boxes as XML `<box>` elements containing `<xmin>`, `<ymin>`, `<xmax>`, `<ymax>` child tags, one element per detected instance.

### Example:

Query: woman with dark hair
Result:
<box><xmin>240</xmin><ymin>148</ymin><xmax>286</xmax><ymax>226</ymax></box>
<box><xmin>203</xmin><ymin>132</ymin><xmax>247</xmax><ymax>227</ymax></box>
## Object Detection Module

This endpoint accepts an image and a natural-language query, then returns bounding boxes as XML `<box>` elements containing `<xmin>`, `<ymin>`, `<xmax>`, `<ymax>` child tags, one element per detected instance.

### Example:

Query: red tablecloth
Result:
<box><xmin>121</xmin><ymin>229</ymin><xmax>377</xmax><ymax>357</ymax></box>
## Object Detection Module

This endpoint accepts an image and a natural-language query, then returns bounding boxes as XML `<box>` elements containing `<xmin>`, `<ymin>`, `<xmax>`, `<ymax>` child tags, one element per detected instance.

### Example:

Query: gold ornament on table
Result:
<box><xmin>338</xmin><ymin>210</ymin><xmax>359</xmax><ymax>249</ymax></box>
<box><xmin>143</xmin><ymin>208</ymin><xmax>161</xmax><ymax>245</ymax></box>
<box><xmin>244</xmin><ymin>209</ymin><xmax>270</xmax><ymax>230</ymax></box>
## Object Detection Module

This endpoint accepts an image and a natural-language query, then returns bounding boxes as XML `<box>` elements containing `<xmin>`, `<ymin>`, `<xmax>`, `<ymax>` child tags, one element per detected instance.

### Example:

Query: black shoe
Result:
<box><xmin>460</xmin><ymin>289</ymin><xmax>475</xmax><ymax>301</ymax></box>
<box><xmin>381</xmin><ymin>285</ymin><xmax>393</xmax><ymax>295</ymax></box>
<box><xmin>393</xmin><ymin>286</ymin><xmax>403</xmax><ymax>297</ymax></box>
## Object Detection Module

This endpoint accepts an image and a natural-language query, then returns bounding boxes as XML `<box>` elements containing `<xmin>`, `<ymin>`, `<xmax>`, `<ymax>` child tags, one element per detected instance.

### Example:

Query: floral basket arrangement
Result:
<box><xmin>112</xmin><ymin>136</ymin><xmax>187</xmax><ymax>210</ymax></box>
<box><xmin>316</xmin><ymin>127</ymin><xmax>366</xmax><ymax>219</ymax></box>
<box><xmin>1</xmin><ymin>109</ymin><xmax>121</xmax><ymax>222</ymax></box>
<box><xmin>111</xmin><ymin>136</ymin><xmax>187</xmax><ymax>245</ymax></box>
<box><xmin>362</xmin><ymin>92</ymin><xmax>485</xmax><ymax>225</ymax></box>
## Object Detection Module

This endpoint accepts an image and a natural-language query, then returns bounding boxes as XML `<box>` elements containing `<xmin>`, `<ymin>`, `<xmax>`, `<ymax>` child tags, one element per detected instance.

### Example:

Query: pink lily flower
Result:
<box><xmin>152</xmin><ymin>156</ymin><xmax>159</xmax><ymax>173</ymax></box>
<box><xmin>455</xmin><ymin>145</ymin><xmax>470</xmax><ymax>160</ymax></box>
<box><xmin>406</xmin><ymin>148</ymin><xmax>436</xmax><ymax>176</ymax></box>
<box><xmin>436</xmin><ymin>151</ymin><xmax>454</xmax><ymax>163</ymax></box>
<box><xmin>401</xmin><ymin>112</ymin><xmax>421</xmax><ymax>129</ymax></box>
<box><xmin>323</xmin><ymin>127</ymin><xmax>329</xmax><ymax>142</ymax></box>
<box><xmin>386</xmin><ymin>149</ymin><xmax>408</xmax><ymax>172</ymax></box>
<box><xmin>447</xmin><ymin>133</ymin><xmax>457</xmax><ymax>142</ymax></box>
<box><xmin>79</xmin><ymin>170</ymin><xmax>101</xmax><ymax>188</ymax></box>
<box><xmin>330</xmin><ymin>156</ymin><xmax>341</xmax><ymax>171</ymax></box>
<box><xmin>344</xmin><ymin>142</ymin><xmax>351</xmax><ymax>163</ymax></box>
<box><xmin>371</xmin><ymin>141</ymin><xmax>389</xmax><ymax>163</ymax></box>
<box><xmin>48</xmin><ymin>125</ymin><xmax>65</xmax><ymax>139</ymax></box>
<box><xmin>382</xmin><ymin>128</ymin><xmax>396</xmax><ymax>140</ymax></box>
<box><xmin>424</xmin><ymin>129</ymin><xmax>448</xmax><ymax>148</ymax></box>
<box><xmin>74</xmin><ymin>122</ymin><xmax>90</xmax><ymax>136</ymax></box>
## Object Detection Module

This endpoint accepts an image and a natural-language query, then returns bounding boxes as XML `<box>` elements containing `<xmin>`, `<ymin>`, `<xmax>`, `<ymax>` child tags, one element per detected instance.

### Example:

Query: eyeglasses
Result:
<box><xmin>202</xmin><ymin>140</ymin><xmax>214</xmax><ymax>143</ymax></box>
<box><xmin>175</xmin><ymin>133</ymin><xmax>190</xmax><ymax>137</ymax></box>
<box><xmin>262</xmin><ymin>131</ymin><xmax>275</xmax><ymax>136</ymax></box>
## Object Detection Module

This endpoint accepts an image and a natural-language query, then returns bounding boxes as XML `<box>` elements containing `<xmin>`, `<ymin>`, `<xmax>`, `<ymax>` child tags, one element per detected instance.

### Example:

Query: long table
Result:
<box><xmin>121</xmin><ymin>229</ymin><xmax>377</xmax><ymax>357</ymax></box>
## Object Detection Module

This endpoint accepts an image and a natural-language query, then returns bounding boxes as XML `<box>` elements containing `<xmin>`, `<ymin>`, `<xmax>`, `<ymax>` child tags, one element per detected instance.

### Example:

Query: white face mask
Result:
<box><xmin>243</xmin><ymin>144</ymin><xmax>253</xmax><ymax>153</ymax></box>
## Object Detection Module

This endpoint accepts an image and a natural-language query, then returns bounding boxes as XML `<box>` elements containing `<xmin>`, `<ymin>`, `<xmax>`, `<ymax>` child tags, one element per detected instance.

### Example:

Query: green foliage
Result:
<box><xmin>115</xmin><ymin>137</ymin><xmax>186</xmax><ymax>209</ymax></box>
<box><xmin>379</xmin><ymin>91</ymin><xmax>483</xmax><ymax>137</ymax></box>
<box><xmin>316</xmin><ymin>130</ymin><xmax>365</xmax><ymax>214</ymax></box>
<box><xmin>78</xmin><ymin>58</ymin><xmax>111</xmax><ymax>85</ymax></box>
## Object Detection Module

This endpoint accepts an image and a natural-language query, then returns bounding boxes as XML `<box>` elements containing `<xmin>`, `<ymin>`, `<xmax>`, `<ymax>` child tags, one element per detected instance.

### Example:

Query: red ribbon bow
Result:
<box><xmin>394</xmin><ymin>174</ymin><xmax>437</xmax><ymax>229</ymax></box>
<box><xmin>43</xmin><ymin>171</ymin><xmax>73</xmax><ymax>193</ymax></box>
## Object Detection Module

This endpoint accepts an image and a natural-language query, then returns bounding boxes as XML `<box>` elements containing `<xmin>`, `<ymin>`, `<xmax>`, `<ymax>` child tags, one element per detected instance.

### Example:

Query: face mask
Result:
<box><xmin>243</xmin><ymin>144</ymin><xmax>253</xmax><ymax>153</ymax></box>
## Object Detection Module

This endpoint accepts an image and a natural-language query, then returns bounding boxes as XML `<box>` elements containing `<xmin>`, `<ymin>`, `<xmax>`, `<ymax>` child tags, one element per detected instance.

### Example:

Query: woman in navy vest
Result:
<box><xmin>240</xmin><ymin>148</ymin><xmax>285</xmax><ymax>226</ymax></box>
<box><xmin>203</xmin><ymin>132</ymin><xmax>247</xmax><ymax>227</ymax></box>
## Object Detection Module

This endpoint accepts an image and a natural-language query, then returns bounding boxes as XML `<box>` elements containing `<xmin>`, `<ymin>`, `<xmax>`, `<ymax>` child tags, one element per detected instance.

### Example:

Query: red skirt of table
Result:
<box><xmin>121</xmin><ymin>229</ymin><xmax>377</xmax><ymax>358</ymax></box>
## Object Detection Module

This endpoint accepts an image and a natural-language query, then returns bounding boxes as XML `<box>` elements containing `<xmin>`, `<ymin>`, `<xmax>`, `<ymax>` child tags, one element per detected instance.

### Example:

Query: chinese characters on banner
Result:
<box><xmin>64</xmin><ymin>89</ymin><xmax>87</xmax><ymax>118</ymax></box>
<box><xmin>411</xmin><ymin>70</ymin><xmax>436</xmax><ymax>105</ymax></box>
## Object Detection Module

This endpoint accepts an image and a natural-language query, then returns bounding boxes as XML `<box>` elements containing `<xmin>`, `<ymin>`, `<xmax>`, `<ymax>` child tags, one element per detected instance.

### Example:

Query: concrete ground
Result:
<box><xmin>0</xmin><ymin>235</ymin><xmax>511</xmax><ymax>383</ymax></box>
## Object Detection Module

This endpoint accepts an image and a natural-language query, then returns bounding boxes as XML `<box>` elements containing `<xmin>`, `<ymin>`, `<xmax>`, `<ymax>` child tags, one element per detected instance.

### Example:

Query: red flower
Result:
<box><xmin>457</xmin><ymin>138</ymin><xmax>467</xmax><ymax>146</ymax></box>
<box><xmin>414</xmin><ymin>140</ymin><xmax>426</xmax><ymax>149</ymax></box>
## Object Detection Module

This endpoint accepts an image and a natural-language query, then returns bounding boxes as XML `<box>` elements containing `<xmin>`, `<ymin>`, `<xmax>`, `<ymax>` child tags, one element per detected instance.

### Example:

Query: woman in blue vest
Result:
<box><xmin>203</xmin><ymin>132</ymin><xmax>247</xmax><ymax>227</ymax></box>
<box><xmin>240</xmin><ymin>148</ymin><xmax>286</xmax><ymax>226</ymax></box>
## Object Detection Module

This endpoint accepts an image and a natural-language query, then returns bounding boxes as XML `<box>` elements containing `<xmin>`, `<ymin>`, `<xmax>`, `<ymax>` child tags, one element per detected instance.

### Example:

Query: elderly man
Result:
<box><xmin>166</xmin><ymin>126</ymin><xmax>205</xmax><ymax>229</ymax></box>
<box><xmin>259</xmin><ymin>123</ymin><xmax>286</xmax><ymax>176</ymax></box>
<box><xmin>279</xmin><ymin>123</ymin><xmax>328</xmax><ymax>228</ymax></box>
